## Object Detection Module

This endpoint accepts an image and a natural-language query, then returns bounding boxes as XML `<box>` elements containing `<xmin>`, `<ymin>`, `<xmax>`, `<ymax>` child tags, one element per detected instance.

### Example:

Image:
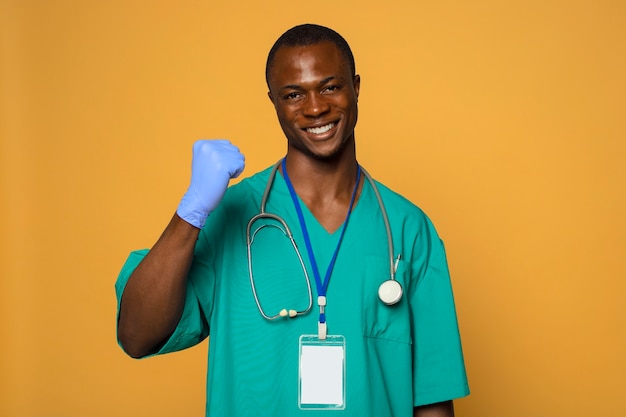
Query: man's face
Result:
<box><xmin>267</xmin><ymin>41</ymin><xmax>360</xmax><ymax>161</ymax></box>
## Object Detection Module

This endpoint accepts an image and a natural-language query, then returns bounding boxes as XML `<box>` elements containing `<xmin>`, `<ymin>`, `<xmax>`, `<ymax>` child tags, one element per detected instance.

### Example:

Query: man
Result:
<box><xmin>116</xmin><ymin>24</ymin><xmax>469</xmax><ymax>416</ymax></box>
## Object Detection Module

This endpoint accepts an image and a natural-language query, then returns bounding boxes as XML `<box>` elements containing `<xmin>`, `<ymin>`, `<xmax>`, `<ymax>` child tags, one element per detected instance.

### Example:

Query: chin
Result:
<box><xmin>307</xmin><ymin>143</ymin><xmax>349</xmax><ymax>162</ymax></box>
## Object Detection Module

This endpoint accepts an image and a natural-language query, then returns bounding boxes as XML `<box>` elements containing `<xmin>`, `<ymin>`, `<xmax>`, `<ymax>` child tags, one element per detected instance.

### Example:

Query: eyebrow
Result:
<box><xmin>279</xmin><ymin>76</ymin><xmax>338</xmax><ymax>92</ymax></box>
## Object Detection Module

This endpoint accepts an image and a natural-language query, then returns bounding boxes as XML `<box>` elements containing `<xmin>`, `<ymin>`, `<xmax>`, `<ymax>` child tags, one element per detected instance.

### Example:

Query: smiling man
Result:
<box><xmin>116</xmin><ymin>24</ymin><xmax>469</xmax><ymax>416</ymax></box>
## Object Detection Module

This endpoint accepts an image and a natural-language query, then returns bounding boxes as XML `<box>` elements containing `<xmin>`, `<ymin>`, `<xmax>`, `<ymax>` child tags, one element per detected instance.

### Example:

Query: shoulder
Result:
<box><xmin>223</xmin><ymin>164</ymin><xmax>275</xmax><ymax>202</ymax></box>
<box><xmin>373</xmin><ymin>180</ymin><xmax>422</xmax><ymax>211</ymax></box>
<box><xmin>366</xmin><ymin>174</ymin><xmax>443</xmax><ymax>246</ymax></box>
<box><xmin>200</xmin><ymin>164</ymin><xmax>276</xmax><ymax>238</ymax></box>
<box><xmin>370</xmin><ymin>178</ymin><xmax>430</xmax><ymax>223</ymax></box>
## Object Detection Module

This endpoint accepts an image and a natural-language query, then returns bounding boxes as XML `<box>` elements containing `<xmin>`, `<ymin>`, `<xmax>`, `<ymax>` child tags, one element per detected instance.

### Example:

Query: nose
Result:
<box><xmin>302</xmin><ymin>93</ymin><xmax>330</xmax><ymax>117</ymax></box>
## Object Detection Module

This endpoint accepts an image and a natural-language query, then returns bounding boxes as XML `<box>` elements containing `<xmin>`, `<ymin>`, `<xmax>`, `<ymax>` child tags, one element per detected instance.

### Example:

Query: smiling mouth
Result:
<box><xmin>306</xmin><ymin>122</ymin><xmax>336</xmax><ymax>135</ymax></box>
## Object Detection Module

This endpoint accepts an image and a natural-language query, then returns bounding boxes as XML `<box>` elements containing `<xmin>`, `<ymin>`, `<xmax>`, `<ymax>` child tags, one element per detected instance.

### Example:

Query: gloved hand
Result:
<box><xmin>177</xmin><ymin>139</ymin><xmax>245</xmax><ymax>228</ymax></box>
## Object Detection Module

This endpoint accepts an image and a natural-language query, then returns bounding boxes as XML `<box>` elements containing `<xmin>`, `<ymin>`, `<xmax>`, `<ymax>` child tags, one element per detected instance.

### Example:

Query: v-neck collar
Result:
<box><xmin>269</xmin><ymin>168</ymin><xmax>372</xmax><ymax>238</ymax></box>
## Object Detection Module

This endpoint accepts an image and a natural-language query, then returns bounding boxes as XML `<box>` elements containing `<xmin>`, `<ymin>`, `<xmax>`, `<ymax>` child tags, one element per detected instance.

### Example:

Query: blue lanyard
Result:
<box><xmin>281</xmin><ymin>158</ymin><xmax>361</xmax><ymax>324</ymax></box>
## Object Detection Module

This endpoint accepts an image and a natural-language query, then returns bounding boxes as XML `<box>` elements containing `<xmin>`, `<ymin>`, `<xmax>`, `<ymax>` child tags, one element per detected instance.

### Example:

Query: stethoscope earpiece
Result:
<box><xmin>279</xmin><ymin>309</ymin><xmax>298</xmax><ymax>318</ymax></box>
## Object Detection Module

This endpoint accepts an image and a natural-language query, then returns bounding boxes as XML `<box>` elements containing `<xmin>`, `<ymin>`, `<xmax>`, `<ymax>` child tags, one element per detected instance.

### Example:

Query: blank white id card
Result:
<box><xmin>298</xmin><ymin>335</ymin><xmax>346</xmax><ymax>410</ymax></box>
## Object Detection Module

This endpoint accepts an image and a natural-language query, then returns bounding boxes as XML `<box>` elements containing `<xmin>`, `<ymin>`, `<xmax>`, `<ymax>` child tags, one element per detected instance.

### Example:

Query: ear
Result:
<box><xmin>267</xmin><ymin>90</ymin><xmax>276</xmax><ymax>107</ymax></box>
<box><xmin>353</xmin><ymin>74</ymin><xmax>361</xmax><ymax>99</ymax></box>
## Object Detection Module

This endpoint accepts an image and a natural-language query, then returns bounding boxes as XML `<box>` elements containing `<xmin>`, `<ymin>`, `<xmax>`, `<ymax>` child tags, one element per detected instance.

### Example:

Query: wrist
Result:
<box><xmin>176</xmin><ymin>193</ymin><xmax>210</xmax><ymax>229</ymax></box>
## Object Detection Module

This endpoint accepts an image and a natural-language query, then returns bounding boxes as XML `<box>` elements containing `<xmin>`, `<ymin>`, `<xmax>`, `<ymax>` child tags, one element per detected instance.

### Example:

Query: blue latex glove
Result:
<box><xmin>177</xmin><ymin>140</ymin><xmax>245</xmax><ymax>228</ymax></box>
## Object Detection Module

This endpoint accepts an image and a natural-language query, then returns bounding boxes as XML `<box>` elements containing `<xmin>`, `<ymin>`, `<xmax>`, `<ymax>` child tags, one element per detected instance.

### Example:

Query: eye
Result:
<box><xmin>283</xmin><ymin>92</ymin><xmax>302</xmax><ymax>101</ymax></box>
<box><xmin>322</xmin><ymin>85</ymin><xmax>341</xmax><ymax>94</ymax></box>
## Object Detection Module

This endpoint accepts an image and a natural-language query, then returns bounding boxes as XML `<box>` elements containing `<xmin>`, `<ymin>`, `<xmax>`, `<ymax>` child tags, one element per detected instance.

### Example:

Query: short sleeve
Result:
<box><xmin>410</xmin><ymin>222</ymin><xmax>470</xmax><ymax>406</ymax></box>
<box><xmin>114</xmin><ymin>248</ymin><xmax>210</xmax><ymax>357</ymax></box>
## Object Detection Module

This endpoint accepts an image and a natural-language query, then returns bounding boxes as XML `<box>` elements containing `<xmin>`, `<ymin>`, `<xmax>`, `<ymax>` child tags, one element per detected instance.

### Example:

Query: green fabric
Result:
<box><xmin>116</xmin><ymin>165</ymin><xmax>469</xmax><ymax>416</ymax></box>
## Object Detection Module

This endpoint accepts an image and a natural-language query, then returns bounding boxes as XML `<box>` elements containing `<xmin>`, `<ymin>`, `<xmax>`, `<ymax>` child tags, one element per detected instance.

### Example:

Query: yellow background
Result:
<box><xmin>1</xmin><ymin>0</ymin><xmax>624</xmax><ymax>416</ymax></box>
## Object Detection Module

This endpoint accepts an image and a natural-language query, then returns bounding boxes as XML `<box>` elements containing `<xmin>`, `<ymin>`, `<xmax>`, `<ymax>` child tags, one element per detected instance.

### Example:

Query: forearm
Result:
<box><xmin>414</xmin><ymin>401</ymin><xmax>454</xmax><ymax>417</ymax></box>
<box><xmin>117</xmin><ymin>214</ymin><xmax>200</xmax><ymax>358</ymax></box>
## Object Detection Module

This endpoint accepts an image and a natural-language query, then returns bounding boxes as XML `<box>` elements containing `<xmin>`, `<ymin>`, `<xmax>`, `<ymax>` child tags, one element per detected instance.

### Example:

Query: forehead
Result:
<box><xmin>268</xmin><ymin>41</ymin><xmax>350</xmax><ymax>88</ymax></box>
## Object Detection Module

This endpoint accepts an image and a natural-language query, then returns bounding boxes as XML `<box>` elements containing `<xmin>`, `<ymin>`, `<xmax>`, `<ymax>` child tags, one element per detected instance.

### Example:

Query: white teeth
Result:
<box><xmin>307</xmin><ymin>123</ymin><xmax>334</xmax><ymax>134</ymax></box>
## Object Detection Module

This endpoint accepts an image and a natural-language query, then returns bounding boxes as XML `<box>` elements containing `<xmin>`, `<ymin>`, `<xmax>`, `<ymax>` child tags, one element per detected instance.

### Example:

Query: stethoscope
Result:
<box><xmin>246</xmin><ymin>161</ymin><xmax>403</xmax><ymax>321</ymax></box>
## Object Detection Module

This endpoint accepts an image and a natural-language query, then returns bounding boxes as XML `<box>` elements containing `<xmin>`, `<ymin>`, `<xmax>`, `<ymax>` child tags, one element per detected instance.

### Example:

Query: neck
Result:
<box><xmin>281</xmin><ymin>143</ymin><xmax>363</xmax><ymax>233</ymax></box>
<box><xmin>283</xmin><ymin>145</ymin><xmax>359</xmax><ymax>202</ymax></box>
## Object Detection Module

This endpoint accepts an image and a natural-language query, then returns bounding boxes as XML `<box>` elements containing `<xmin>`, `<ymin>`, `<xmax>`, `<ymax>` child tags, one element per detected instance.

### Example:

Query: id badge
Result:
<box><xmin>298</xmin><ymin>335</ymin><xmax>346</xmax><ymax>410</ymax></box>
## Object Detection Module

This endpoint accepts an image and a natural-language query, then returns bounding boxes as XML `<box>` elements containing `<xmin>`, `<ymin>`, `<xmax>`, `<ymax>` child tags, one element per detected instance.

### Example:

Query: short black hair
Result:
<box><xmin>265</xmin><ymin>24</ymin><xmax>356</xmax><ymax>88</ymax></box>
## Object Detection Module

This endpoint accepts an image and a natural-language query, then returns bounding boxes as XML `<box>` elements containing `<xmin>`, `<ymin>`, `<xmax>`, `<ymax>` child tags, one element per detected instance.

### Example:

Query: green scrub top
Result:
<box><xmin>116</xmin><ymin>165</ymin><xmax>469</xmax><ymax>416</ymax></box>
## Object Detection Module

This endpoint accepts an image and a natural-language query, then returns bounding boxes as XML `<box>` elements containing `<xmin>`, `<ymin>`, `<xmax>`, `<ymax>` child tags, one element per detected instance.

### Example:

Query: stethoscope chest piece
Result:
<box><xmin>378</xmin><ymin>279</ymin><xmax>403</xmax><ymax>305</ymax></box>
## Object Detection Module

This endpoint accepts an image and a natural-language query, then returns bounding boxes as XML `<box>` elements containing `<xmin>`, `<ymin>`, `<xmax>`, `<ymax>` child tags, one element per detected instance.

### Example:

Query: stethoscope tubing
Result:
<box><xmin>246</xmin><ymin>211</ymin><xmax>314</xmax><ymax>320</ymax></box>
<box><xmin>246</xmin><ymin>160</ymin><xmax>398</xmax><ymax>320</ymax></box>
